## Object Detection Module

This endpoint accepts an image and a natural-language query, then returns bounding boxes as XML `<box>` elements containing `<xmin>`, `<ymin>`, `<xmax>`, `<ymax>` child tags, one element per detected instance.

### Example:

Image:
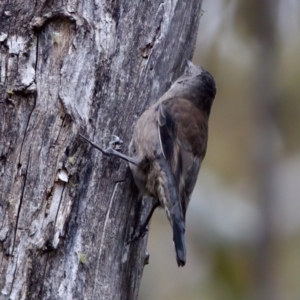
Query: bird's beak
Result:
<box><xmin>187</xmin><ymin>60</ymin><xmax>194</xmax><ymax>68</ymax></box>
<box><xmin>184</xmin><ymin>59</ymin><xmax>195</xmax><ymax>73</ymax></box>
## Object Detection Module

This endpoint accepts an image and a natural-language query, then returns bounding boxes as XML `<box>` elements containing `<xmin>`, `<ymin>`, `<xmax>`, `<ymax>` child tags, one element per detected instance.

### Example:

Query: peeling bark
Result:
<box><xmin>0</xmin><ymin>0</ymin><xmax>203</xmax><ymax>299</ymax></box>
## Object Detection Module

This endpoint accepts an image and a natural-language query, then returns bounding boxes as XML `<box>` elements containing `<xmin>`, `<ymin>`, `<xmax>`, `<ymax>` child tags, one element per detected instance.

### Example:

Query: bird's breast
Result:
<box><xmin>128</xmin><ymin>106</ymin><xmax>163</xmax><ymax>197</ymax></box>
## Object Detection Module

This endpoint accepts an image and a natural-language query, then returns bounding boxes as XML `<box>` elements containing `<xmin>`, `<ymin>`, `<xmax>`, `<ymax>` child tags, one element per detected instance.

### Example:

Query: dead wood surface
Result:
<box><xmin>0</xmin><ymin>1</ymin><xmax>202</xmax><ymax>299</ymax></box>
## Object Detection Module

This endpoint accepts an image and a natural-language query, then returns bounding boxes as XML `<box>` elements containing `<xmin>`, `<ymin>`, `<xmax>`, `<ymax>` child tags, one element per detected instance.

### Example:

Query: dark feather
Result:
<box><xmin>157</xmin><ymin>157</ymin><xmax>186</xmax><ymax>266</ymax></box>
<box><xmin>172</xmin><ymin>212</ymin><xmax>186</xmax><ymax>267</ymax></box>
<box><xmin>158</xmin><ymin>97</ymin><xmax>208</xmax><ymax>216</ymax></box>
<box><xmin>158</xmin><ymin>103</ymin><xmax>176</xmax><ymax>163</ymax></box>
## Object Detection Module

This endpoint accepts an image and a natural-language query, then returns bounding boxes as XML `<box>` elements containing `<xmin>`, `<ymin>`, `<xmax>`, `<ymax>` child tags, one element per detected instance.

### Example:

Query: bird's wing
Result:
<box><xmin>157</xmin><ymin>97</ymin><xmax>208</xmax><ymax>217</ymax></box>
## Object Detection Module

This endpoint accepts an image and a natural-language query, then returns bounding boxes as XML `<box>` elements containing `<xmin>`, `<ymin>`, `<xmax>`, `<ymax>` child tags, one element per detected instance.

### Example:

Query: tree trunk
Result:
<box><xmin>0</xmin><ymin>1</ymin><xmax>202</xmax><ymax>299</ymax></box>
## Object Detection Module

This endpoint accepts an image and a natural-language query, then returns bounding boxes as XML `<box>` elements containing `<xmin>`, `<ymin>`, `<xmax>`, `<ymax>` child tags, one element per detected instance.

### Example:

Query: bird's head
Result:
<box><xmin>170</xmin><ymin>60</ymin><xmax>217</xmax><ymax>115</ymax></box>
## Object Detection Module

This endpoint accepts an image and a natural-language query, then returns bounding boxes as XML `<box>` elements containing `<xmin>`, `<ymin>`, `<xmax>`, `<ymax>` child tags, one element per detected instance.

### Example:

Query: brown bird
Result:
<box><xmin>80</xmin><ymin>61</ymin><xmax>216</xmax><ymax>267</ymax></box>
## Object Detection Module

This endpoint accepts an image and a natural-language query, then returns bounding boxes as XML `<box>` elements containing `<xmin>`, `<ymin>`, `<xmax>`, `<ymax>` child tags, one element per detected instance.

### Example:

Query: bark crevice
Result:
<box><xmin>12</xmin><ymin>149</ymin><xmax>31</xmax><ymax>255</ymax></box>
<box><xmin>0</xmin><ymin>1</ymin><xmax>203</xmax><ymax>298</ymax></box>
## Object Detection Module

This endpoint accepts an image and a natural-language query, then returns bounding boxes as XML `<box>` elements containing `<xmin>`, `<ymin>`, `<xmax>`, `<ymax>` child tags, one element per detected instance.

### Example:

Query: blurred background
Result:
<box><xmin>139</xmin><ymin>0</ymin><xmax>300</xmax><ymax>299</ymax></box>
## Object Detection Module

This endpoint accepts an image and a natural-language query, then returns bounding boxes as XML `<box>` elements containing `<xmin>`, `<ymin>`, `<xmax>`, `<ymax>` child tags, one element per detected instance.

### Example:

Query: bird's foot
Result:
<box><xmin>144</xmin><ymin>252</ymin><xmax>150</xmax><ymax>265</ymax></box>
<box><xmin>79</xmin><ymin>133</ymin><xmax>138</xmax><ymax>165</ymax></box>
<box><xmin>108</xmin><ymin>135</ymin><xmax>123</xmax><ymax>152</ymax></box>
<box><xmin>126</xmin><ymin>226</ymin><xmax>149</xmax><ymax>245</ymax></box>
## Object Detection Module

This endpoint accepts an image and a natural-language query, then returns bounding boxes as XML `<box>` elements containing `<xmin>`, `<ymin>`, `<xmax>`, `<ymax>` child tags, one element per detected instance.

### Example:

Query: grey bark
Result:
<box><xmin>0</xmin><ymin>1</ymin><xmax>202</xmax><ymax>299</ymax></box>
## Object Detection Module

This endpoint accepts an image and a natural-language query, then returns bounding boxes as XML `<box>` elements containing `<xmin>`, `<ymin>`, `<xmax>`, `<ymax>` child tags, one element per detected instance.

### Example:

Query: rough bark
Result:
<box><xmin>0</xmin><ymin>1</ymin><xmax>202</xmax><ymax>299</ymax></box>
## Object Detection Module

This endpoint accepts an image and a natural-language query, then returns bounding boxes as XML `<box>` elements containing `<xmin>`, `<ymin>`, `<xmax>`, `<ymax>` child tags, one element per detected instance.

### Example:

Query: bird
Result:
<box><xmin>80</xmin><ymin>61</ymin><xmax>216</xmax><ymax>267</ymax></box>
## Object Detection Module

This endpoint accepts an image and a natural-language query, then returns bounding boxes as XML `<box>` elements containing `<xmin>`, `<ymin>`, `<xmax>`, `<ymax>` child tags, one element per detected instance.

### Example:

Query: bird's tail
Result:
<box><xmin>157</xmin><ymin>158</ymin><xmax>186</xmax><ymax>267</ymax></box>
<box><xmin>172</xmin><ymin>204</ymin><xmax>186</xmax><ymax>267</ymax></box>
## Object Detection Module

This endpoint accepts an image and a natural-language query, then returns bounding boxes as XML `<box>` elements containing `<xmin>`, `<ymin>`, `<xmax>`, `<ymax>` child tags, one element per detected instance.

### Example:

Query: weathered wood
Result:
<box><xmin>0</xmin><ymin>1</ymin><xmax>202</xmax><ymax>299</ymax></box>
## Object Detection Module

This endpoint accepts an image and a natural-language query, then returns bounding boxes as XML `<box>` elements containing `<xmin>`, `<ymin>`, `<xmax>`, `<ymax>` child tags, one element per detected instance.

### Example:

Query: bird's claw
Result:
<box><xmin>109</xmin><ymin>135</ymin><xmax>123</xmax><ymax>152</ymax></box>
<box><xmin>126</xmin><ymin>226</ymin><xmax>149</xmax><ymax>245</ymax></box>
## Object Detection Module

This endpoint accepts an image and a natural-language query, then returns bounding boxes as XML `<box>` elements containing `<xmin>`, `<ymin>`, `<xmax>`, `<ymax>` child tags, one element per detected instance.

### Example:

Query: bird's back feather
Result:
<box><xmin>158</xmin><ymin>98</ymin><xmax>207</xmax><ymax>216</ymax></box>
